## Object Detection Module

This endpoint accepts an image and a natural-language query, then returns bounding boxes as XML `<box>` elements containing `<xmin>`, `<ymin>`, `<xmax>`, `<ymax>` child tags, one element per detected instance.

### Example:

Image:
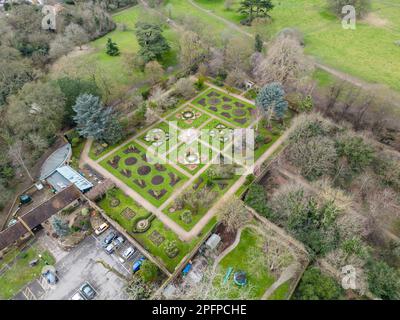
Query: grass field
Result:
<box><xmin>98</xmin><ymin>188</ymin><xmax>216</xmax><ymax>272</ymax></box>
<box><xmin>50</xmin><ymin>5</ymin><xmax>180</xmax><ymax>100</ymax></box>
<box><xmin>0</xmin><ymin>246</ymin><xmax>55</xmax><ymax>300</ymax></box>
<box><xmin>189</xmin><ymin>0</ymin><xmax>400</xmax><ymax>92</ymax></box>
<box><xmin>215</xmin><ymin>227</ymin><xmax>277</xmax><ymax>299</ymax></box>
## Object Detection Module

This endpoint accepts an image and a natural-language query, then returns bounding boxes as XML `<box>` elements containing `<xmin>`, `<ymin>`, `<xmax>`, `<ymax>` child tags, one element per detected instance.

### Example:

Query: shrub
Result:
<box><xmin>140</xmin><ymin>260</ymin><xmax>159</xmax><ymax>283</ymax></box>
<box><xmin>244</xmin><ymin>184</ymin><xmax>271</xmax><ymax>218</ymax></box>
<box><xmin>164</xmin><ymin>240</ymin><xmax>179</xmax><ymax>258</ymax></box>
<box><xmin>180</xmin><ymin>210</ymin><xmax>193</xmax><ymax>224</ymax></box>
<box><xmin>294</xmin><ymin>267</ymin><xmax>344</xmax><ymax>300</ymax></box>
<box><xmin>367</xmin><ymin>260</ymin><xmax>400</xmax><ymax>300</ymax></box>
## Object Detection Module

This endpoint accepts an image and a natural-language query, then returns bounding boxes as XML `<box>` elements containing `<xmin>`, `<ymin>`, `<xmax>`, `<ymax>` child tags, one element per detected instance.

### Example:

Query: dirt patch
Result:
<box><xmin>120</xmin><ymin>169</ymin><xmax>132</xmax><ymax>178</ymax></box>
<box><xmin>155</xmin><ymin>163</ymin><xmax>167</xmax><ymax>172</ymax></box>
<box><xmin>124</xmin><ymin>157</ymin><xmax>137</xmax><ymax>166</ymax></box>
<box><xmin>137</xmin><ymin>165</ymin><xmax>151</xmax><ymax>176</ymax></box>
<box><xmin>151</xmin><ymin>175</ymin><xmax>164</xmax><ymax>185</ymax></box>
<box><xmin>363</xmin><ymin>13</ymin><xmax>389</xmax><ymax>28</ymax></box>
<box><xmin>234</xmin><ymin>118</ymin><xmax>247</xmax><ymax>125</ymax></box>
<box><xmin>209</xmin><ymin>106</ymin><xmax>218</xmax><ymax>112</ymax></box>
<box><xmin>223</xmin><ymin>97</ymin><xmax>232</xmax><ymax>102</ymax></box>
<box><xmin>221</xmin><ymin>112</ymin><xmax>231</xmax><ymax>118</ymax></box>
<box><xmin>133</xmin><ymin>179</ymin><xmax>146</xmax><ymax>188</ymax></box>
<box><xmin>168</xmin><ymin>172</ymin><xmax>181</xmax><ymax>187</ymax></box>
<box><xmin>222</xmin><ymin>104</ymin><xmax>232</xmax><ymax>110</ymax></box>
<box><xmin>123</xmin><ymin>145</ymin><xmax>140</xmax><ymax>154</ymax></box>
<box><xmin>108</xmin><ymin>156</ymin><xmax>121</xmax><ymax>169</ymax></box>
<box><xmin>209</xmin><ymin>98</ymin><xmax>221</xmax><ymax>105</ymax></box>
<box><xmin>148</xmin><ymin>189</ymin><xmax>167</xmax><ymax>200</ymax></box>
<box><xmin>233</xmin><ymin>109</ymin><xmax>246</xmax><ymax>117</ymax></box>
<box><xmin>235</xmin><ymin>102</ymin><xmax>245</xmax><ymax>108</ymax></box>
<box><xmin>198</xmin><ymin>98</ymin><xmax>206</xmax><ymax>106</ymax></box>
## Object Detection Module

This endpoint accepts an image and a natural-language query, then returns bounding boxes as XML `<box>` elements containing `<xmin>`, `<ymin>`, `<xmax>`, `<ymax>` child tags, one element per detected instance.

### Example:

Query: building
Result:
<box><xmin>40</xmin><ymin>143</ymin><xmax>93</xmax><ymax>193</ymax></box>
<box><xmin>47</xmin><ymin>165</ymin><xmax>93</xmax><ymax>193</ymax></box>
<box><xmin>0</xmin><ymin>185</ymin><xmax>81</xmax><ymax>252</ymax></box>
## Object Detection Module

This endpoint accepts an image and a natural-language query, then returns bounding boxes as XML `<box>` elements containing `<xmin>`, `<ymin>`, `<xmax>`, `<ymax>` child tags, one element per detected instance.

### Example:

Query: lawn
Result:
<box><xmin>0</xmin><ymin>246</ymin><xmax>55</xmax><ymax>300</ymax></box>
<box><xmin>191</xmin><ymin>0</ymin><xmax>400</xmax><ymax>92</ymax></box>
<box><xmin>99</xmin><ymin>141</ymin><xmax>187</xmax><ymax>207</ymax></box>
<box><xmin>193</xmin><ymin>88</ymin><xmax>256</xmax><ymax>128</ymax></box>
<box><xmin>215</xmin><ymin>227</ymin><xmax>276</xmax><ymax>299</ymax></box>
<box><xmin>98</xmin><ymin>188</ymin><xmax>217</xmax><ymax>272</ymax></box>
<box><xmin>50</xmin><ymin>4</ymin><xmax>180</xmax><ymax>100</ymax></box>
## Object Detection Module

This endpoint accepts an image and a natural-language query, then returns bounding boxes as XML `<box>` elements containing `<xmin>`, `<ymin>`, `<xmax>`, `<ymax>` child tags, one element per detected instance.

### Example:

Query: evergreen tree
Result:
<box><xmin>239</xmin><ymin>0</ymin><xmax>274</xmax><ymax>21</ymax></box>
<box><xmin>106</xmin><ymin>38</ymin><xmax>120</xmax><ymax>56</ymax></box>
<box><xmin>255</xmin><ymin>82</ymin><xmax>288</xmax><ymax>121</ymax></box>
<box><xmin>73</xmin><ymin>94</ymin><xmax>122</xmax><ymax>143</ymax></box>
<box><xmin>255</xmin><ymin>34</ymin><xmax>263</xmax><ymax>52</ymax></box>
<box><xmin>135</xmin><ymin>22</ymin><xmax>170</xmax><ymax>63</ymax></box>
<box><xmin>52</xmin><ymin>216</ymin><xmax>70</xmax><ymax>237</ymax></box>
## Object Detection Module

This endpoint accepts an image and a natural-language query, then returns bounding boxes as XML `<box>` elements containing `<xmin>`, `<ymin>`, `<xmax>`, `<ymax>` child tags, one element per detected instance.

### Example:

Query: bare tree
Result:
<box><xmin>254</xmin><ymin>36</ymin><xmax>313</xmax><ymax>87</ymax></box>
<box><xmin>8</xmin><ymin>140</ymin><xmax>34</xmax><ymax>182</ymax></box>
<box><xmin>218</xmin><ymin>197</ymin><xmax>251</xmax><ymax>233</ymax></box>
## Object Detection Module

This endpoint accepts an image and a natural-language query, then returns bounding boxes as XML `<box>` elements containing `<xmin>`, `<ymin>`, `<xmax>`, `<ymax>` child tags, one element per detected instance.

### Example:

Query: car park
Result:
<box><xmin>79</xmin><ymin>282</ymin><xmax>96</xmax><ymax>300</ymax></box>
<box><xmin>95</xmin><ymin>223</ymin><xmax>109</xmax><ymax>235</ymax></box>
<box><xmin>132</xmin><ymin>257</ymin><xmax>145</xmax><ymax>273</ymax></box>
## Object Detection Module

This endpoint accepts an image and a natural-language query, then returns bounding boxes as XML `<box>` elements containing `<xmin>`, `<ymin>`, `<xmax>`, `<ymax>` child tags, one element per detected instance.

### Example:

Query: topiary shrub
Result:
<box><xmin>132</xmin><ymin>213</ymin><xmax>154</xmax><ymax>233</ymax></box>
<box><xmin>180</xmin><ymin>210</ymin><xmax>192</xmax><ymax>224</ymax></box>
<box><xmin>164</xmin><ymin>240</ymin><xmax>179</xmax><ymax>258</ymax></box>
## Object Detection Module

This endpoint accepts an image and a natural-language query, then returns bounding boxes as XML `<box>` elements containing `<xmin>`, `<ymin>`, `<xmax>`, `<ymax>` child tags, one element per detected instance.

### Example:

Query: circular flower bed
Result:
<box><xmin>125</xmin><ymin>157</ymin><xmax>137</xmax><ymax>166</ymax></box>
<box><xmin>151</xmin><ymin>175</ymin><xmax>164</xmax><ymax>185</ymax></box>
<box><xmin>109</xmin><ymin>198</ymin><xmax>120</xmax><ymax>207</ymax></box>
<box><xmin>137</xmin><ymin>165</ymin><xmax>151</xmax><ymax>176</ymax></box>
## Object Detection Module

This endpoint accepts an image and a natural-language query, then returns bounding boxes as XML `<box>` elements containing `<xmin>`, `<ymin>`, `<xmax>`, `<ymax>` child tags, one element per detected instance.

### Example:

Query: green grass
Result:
<box><xmin>312</xmin><ymin>69</ymin><xmax>336</xmax><ymax>87</ymax></box>
<box><xmin>0</xmin><ymin>246</ymin><xmax>55</xmax><ymax>300</ymax></box>
<box><xmin>191</xmin><ymin>0</ymin><xmax>400</xmax><ymax>92</ymax></box>
<box><xmin>50</xmin><ymin>5</ymin><xmax>180</xmax><ymax>100</ymax></box>
<box><xmin>216</xmin><ymin>227</ymin><xmax>276</xmax><ymax>299</ymax></box>
<box><xmin>98</xmin><ymin>189</ymin><xmax>217</xmax><ymax>272</ymax></box>
<box><xmin>99</xmin><ymin>141</ymin><xmax>187</xmax><ymax>207</ymax></box>
<box><xmin>268</xmin><ymin>281</ymin><xmax>291</xmax><ymax>300</ymax></box>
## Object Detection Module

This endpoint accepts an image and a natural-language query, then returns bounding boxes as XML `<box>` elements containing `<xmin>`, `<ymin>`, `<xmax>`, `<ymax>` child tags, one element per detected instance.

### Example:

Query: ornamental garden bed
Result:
<box><xmin>193</xmin><ymin>88</ymin><xmax>256</xmax><ymax>128</ymax></box>
<box><xmin>163</xmin><ymin>164</ymin><xmax>242</xmax><ymax>231</ymax></box>
<box><xmin>166</xmin><ymin>105</ymin><xmax>211</xmax><ymax>129</ymax></box>
<box><xmin>138</xmin><ymin>121</ymin><xmax>180</xmax><ymax>154</ymax></box>
<box><xmin>97</xmin><ymin>188</ymin><xmax>216</xmax><ymax>272</ymax></box>
<box><xmin>100</xmin><ymin>141</ymin><xmax>187</xmax><ymax>207</ymax></box>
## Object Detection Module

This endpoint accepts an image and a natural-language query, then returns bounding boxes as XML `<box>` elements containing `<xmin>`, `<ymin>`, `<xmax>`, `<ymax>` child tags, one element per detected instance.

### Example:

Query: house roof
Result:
<box><xmin>205</xmin><ymin>233</ymin><xmax>221</xmax><ymax>250</ymax></box>
<box><xmin>47</xmin><ymin>165</ymin><xmax>93</xmax><ymax>192</ymax></box>
<box><xmin>0</xmin><ymin>185</ymin><xmax>81</xmax><ymax>251</ymax></box>
<box><xmin>40</xmin><ymin>143</ymin><xmax>71</xmax><ymax>180</ymax></box>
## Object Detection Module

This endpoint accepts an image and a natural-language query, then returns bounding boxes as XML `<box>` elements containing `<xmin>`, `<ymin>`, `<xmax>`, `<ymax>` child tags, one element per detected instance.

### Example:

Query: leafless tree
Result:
<box><xmin>218</xmin><ymin>197</ymin><xmax>251</xmax><ymax>233</ymax></box>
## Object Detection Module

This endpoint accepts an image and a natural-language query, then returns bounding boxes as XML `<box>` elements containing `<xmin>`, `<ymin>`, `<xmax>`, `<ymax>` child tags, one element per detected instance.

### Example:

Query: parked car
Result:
<box><xmin>79</xmin><ymin>282</ymin><xmax>96</xmax><ymax>300</ymax></box>
<box><xmin>42</xmin><ymin>270</ymin><xmax>58</xmax><ymax>285</ymax></box>
<box><xmin>102</xmin><ymin>231</ymin><xmax>116</xmax><ymax>247</ymax></box>
<box><xmin>113</xmin><ymin>236</ymin><xmax>125</xmax><ymax>246</ymax></box>
<box><xmin>105</xmin><ymin>242</ymin><xmax>117</xmax><ymax>254</ymax></box>
<box><xmin>95</xmin><ymin>223</ymin><xmax>109</xmax><ymax>235</ymax></box>
<box><xmin>119</xmin><ymin>246</ymin><xmax>135</xmax><ymax>263</ymax></box>
<box><xmin>71</xmin><ymin>292</ymin><xmax>85</xmax><ymax>300</ymax></box>
<box><xmin>132</xmin><ymin>257</ymin><xmax>145</xmax><ymax>273</ymax></box>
